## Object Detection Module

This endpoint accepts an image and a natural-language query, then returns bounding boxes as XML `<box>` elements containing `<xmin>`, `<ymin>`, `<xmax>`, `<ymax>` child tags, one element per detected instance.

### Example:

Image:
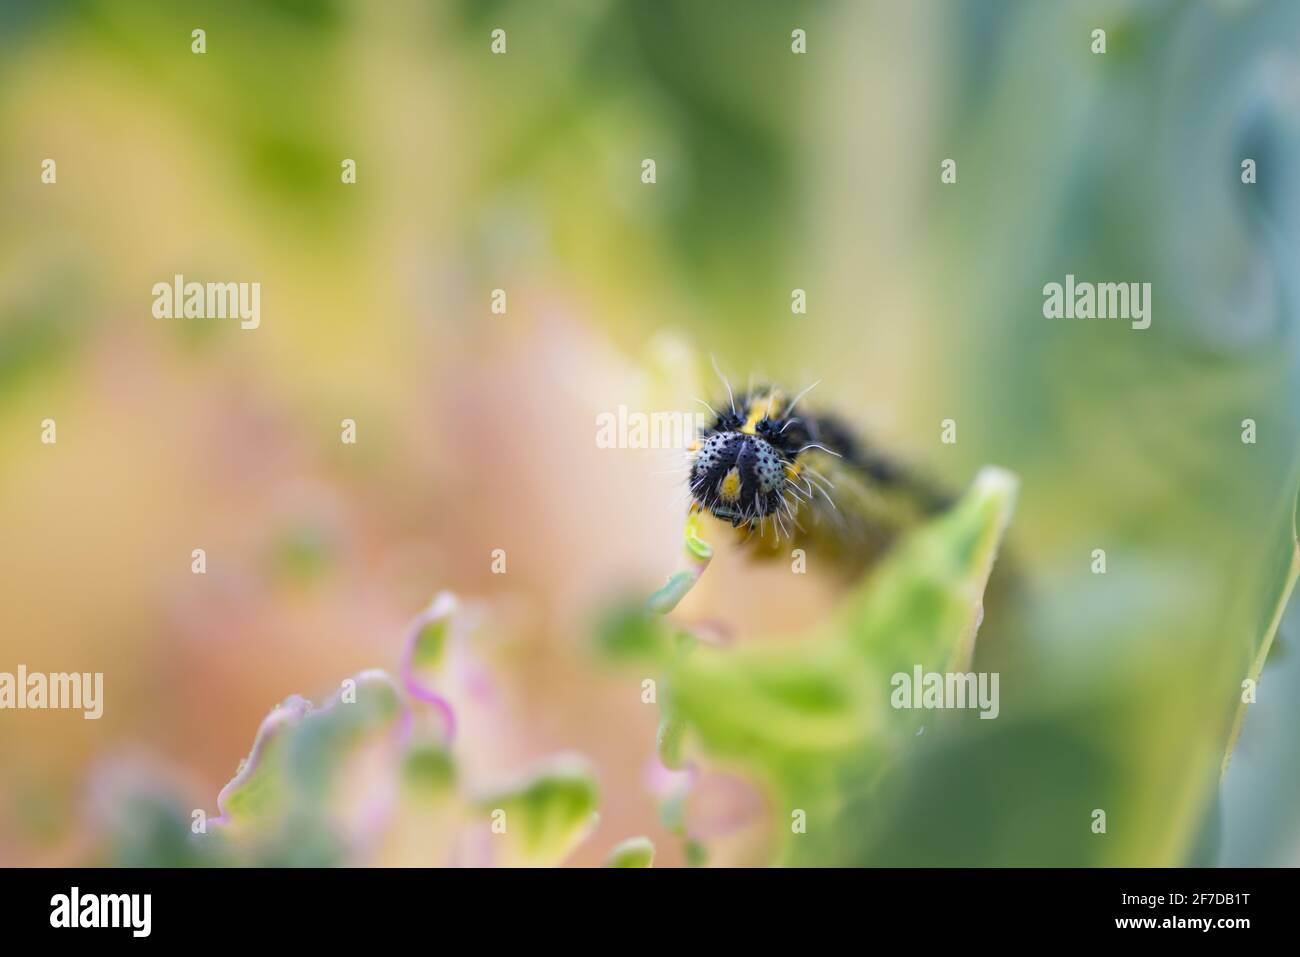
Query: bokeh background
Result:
<box><xmin>1</xmin><ymin>0</ymin><xmax>1298</xmax><ymax>866</ymax></box>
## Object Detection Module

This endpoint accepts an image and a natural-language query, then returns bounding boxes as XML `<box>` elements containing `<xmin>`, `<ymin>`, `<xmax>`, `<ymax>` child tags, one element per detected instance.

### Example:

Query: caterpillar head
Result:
<box><xmin>689</xmin><ymin>393</ymin><xmax>813</xmax><ymax>529</ymax></box>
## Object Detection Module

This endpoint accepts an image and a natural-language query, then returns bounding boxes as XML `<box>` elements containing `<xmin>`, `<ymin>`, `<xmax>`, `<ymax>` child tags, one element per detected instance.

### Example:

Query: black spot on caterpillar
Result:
<box><xmin>688</xmin><ymin>378</ymin><xmax>951</xmax><ymax>573</ymax></box>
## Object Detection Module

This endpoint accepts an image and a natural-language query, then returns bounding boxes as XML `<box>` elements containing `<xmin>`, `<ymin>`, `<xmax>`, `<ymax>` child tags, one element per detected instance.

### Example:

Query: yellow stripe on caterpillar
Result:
<box><xmin>719</xmin><ymin>467</ymin><xmax>743</xmax><ymax>502</ymax></box>
<box><xmin>740</xmin><ymin>389</ymin><xmax>784</xmax><ymax>435</ymax></box>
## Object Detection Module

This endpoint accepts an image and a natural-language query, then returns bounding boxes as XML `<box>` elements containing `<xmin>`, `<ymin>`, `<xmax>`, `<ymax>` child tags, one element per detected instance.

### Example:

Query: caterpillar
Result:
<box><xmin>688</xmin><ymin>374</ymin><xmax>951</xmax><ymax>573</ymax></box>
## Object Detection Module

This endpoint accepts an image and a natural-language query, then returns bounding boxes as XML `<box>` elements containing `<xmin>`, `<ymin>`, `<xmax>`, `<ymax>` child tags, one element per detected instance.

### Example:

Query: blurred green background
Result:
<box><xmin>0</xmin><ymin>0</ymin><xmax>1297</xmax><ymax>866</ymax></box>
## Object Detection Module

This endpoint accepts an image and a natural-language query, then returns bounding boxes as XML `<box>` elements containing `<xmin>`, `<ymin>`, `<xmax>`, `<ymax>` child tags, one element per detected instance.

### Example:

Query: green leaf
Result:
<box><xmin>214</xmin><ymin>671</ymin><xmax>405</xmax><ymax>829</ymax></box>
<box><xmin>604</xmin><ymin>836</ymin><xmax>655</xmax><ymax>868</ymax></box>
<box><xmin>409</xmin><ymin>619</ymin><xmax>449</xmax><ymax>671</ymax></box>
<box><xmin>655</xmin><ymin>467</ymin><xmax>1018</xmax><ymax>860</ymax></box>
<box><xmin>402</xmin><ymin>740</ymin><xmax>458</xmax><ymax>797</ymax></box>
<box><xmin>1221</xmin><ymin>469</ymin><xmax>1300</xmax><ymax>774</ymax></box>
<box><xmin>477</xmin><ymin>756</ymin><xmax>600</xmax><ymax>867</ymax></box>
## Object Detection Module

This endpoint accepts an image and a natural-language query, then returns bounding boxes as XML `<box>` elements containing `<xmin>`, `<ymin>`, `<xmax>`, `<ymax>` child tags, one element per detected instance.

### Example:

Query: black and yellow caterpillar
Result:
<box><xmin>688</xmin><ymin>382</ymin><xmax>951</xmax><ymax>573</ymax></box>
